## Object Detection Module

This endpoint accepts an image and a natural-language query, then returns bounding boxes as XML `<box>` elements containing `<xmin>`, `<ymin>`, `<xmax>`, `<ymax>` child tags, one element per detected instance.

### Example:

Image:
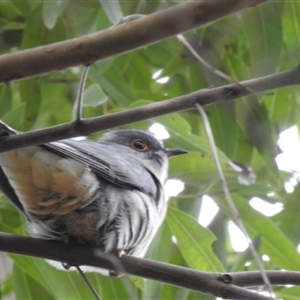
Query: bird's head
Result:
<box><xmin>99</xmin><ymin>130</ymin><xmax>187</xmax><ymax>184</ymax></box>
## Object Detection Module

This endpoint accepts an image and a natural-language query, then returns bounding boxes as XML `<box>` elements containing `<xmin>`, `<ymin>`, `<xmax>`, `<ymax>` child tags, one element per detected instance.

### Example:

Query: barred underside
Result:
<box><xmin>28</xmin><ymin>182</ymin><xmax>166</xmax><ymax>257</ymax></box>
<box><xmin>101</xmin><ymin>186</ymin><xmax>166</xmax><ymax>256</ymax></box>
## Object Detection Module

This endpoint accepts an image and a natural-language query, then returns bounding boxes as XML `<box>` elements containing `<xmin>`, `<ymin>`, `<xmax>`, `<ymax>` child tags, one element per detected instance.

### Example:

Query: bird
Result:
<box><xmin>0</xmin><ymin>121</ymin><xmax>186</xmax><ymax>271</ymax></box>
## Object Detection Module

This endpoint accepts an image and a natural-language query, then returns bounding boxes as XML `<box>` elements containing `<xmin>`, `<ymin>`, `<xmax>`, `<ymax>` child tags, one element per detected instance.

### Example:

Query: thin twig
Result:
<box><xmin>195</xmin><ymin>103</ymin><xmax>275</xmax><ymax>298</ymax></box>
<box><xmin>177</xmin><ymin>34</ymin><xmax>235</xmax><ymax>83</ymax></box>
<box><xmin>74</xmin><ymin>65</ymin><xmax>90</xmax><ymax>123</ymax></box>
<box><xmin>76</xmin><ymin>266</ymin><xmax>101</xmax><ymax>300</ymax></box>
<box><xmin>176</xmin><ymin>34</ymin><xmax>258</xmax><ymax>95</ymax></box>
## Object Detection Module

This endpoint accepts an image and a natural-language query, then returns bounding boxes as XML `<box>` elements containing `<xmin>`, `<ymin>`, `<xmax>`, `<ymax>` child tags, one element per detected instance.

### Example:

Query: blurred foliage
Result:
<box><xmin>0</xmin><ymin>0</ymin><xmax>300</xmax><ymax>299</ymax></box>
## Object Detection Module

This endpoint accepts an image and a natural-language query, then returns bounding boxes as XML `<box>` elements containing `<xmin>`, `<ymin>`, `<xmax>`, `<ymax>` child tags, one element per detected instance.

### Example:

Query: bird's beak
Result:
<box><xmin>165</xmin><ymin>148</ymin><xmax>188</xmax><ymax>158</ymax></box>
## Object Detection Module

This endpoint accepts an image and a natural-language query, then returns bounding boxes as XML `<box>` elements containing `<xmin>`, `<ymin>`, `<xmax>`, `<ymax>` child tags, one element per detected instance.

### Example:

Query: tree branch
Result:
<box><xmin>230</xmin><ymin>271</ymin><xmax>300</xmax><ymax>287</ymax></box>
<box><xmin>0</xmin><ymin>65</ymin><xmax>299</xmax><ymax>152</ymax></box>
<box><xmin>0</xmin><ymin>232</ymin><xmax>280</xmax><ymax>300</ymax></box>
<box><xmin>0</xmin><ymin>0</ymin><xmax>270</xmax><ymax>83</ymax></box>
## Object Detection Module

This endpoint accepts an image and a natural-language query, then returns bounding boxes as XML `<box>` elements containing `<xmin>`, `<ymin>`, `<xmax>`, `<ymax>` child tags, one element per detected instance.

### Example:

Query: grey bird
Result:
<box><xmin>0</xmin><ymin>121</ymin><xmax>186</xmax><ymax>270</ymax></box>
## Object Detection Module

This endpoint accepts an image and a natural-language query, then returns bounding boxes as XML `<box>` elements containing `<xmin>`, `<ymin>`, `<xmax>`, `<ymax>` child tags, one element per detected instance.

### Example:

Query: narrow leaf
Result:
<box><xmin>167</xmin><ymin>206</ymin><xmax>224</xmax><ymax>272</ymax></box>
<box><xmin>43</xmin><ymin>0</ymin><xmax>69</xmax><ymax>29</ymax></box>
<box><xmin>99</xmin><ymin>0</ymin><xmax>123</xmax><ymax>24</ymax></box>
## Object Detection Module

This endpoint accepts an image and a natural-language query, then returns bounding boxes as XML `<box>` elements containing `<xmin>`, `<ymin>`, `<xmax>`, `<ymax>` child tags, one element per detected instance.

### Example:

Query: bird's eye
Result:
<box><xmin>131</xmin><ymin>139</ymin><xmax>148</xmax><ymax>151</ymax></box>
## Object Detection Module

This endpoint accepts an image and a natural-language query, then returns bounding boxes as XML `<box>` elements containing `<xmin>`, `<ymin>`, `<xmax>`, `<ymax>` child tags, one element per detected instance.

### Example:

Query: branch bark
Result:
<box><xmin>0</xmin><ymin>0</ymin><xmax>270</xmax><ymax>83</ymax></box>
<box><xmin>0</xmin><ymin>65</ymin><xmax>299</xmax><ymax>152</ymax></box>
<box><xmin>0</xmin><ymin>232</ymin><xmax>282</xmax><ymax>300</ymax></box>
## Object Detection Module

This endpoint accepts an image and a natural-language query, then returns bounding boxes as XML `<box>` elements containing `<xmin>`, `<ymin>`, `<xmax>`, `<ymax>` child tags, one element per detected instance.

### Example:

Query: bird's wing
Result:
<box><xmin>0</xmin><ymin>121</ymin><xmax>157</xmax><ymax>209</ymax></box>
<box><xmin>43</xmin><ymin>140</ymin><xmax>157</xmax><ymax>197</ymax></box>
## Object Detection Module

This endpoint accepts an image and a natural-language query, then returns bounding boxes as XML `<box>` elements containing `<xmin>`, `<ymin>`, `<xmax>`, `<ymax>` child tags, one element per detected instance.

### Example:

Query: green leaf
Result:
<box><xmin>43</xmin><ymin>0</ymin><xmax>69</xmax><ymax>29</ymax></box>
<box><xmin>273</xmin><ymin>185</ymin><xmax>300</xmax><ymax>245</ymax></box>
<box><xmin>242</xmin><ymin>2</ymin><xmax>283</xmax><ymax>76</ymax></box>
<box><xmin>167</xmin><ymin>206</ymin><xmax>224</xmax><ymax>272</ymax></box>
<box><xmin>159</xmin><ymin>113</ymin><xmax>192</xmax><ymax>136</ymax></box>
<box><xmin>9</xmin><ymin>256</ymin><xmax>103</xmax><ymax>300</ymax></box>
<box><xmin>1</xmin><ymin>102</ymin><xmax>26</xmax><ymax>130</ymax></box>
<box><xmin>13</xmin><ymin>264</ymin><xmax>55</xmax><ymax>300</ymax></box>
<box><xmin>225</xmin><ymin>195</ymin><xmax>300</xmax><ymax>270</ymax></box>
<box><xmin>0</xmin><ymin>85</ymin><xmax>12</xmax><ymax>118</ymax></box>
<box><xmin>99</xmin><ymin>0</ymin><xmax>123</xmax><ymax>24</ymax></box>
<box><xmin>277</xmin><ymin>286</ymin><xmax>300</xmax><ymax>300</ymax></box>
<box><xmin>83</xmin><ymin>83</ymin><xmax>108</xmax><ymax>107</ymax></box>
<box><xmin>97</xmin><ymin>276</ymin><xmax>135</xmax><ymax>300</ymax></box>
<box><xmin>282</xmin><ymin>1</ymin><xmax>300</xmax><ymax>68</ymax></box>
<box><xmin>3</xmin><ymin>0</ymin><xmax>32</xmax><ymax>18</ymax></box>
<box><xmin>22</xmin><ymin>6</ymin><xmax>67</xmax><ymax>48</ymax></box>
<box><xmin>19</xmin><ymin>78</ymin><xmax>42</xmax><ymax>130</ymax></box>
<box><xmin>0</xmin><ymin>273</ymin><xmax>13</xmax><ymax>298</ymax></box>
<box><xmin>90</xmin><ymin>59</ymin><xmax>138</xmax><ymax>106</ymax></box>
<box><xmin>169</xmin><ymin>152</ymin><xmax>246</xmax><ymax>196</ymax></box>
